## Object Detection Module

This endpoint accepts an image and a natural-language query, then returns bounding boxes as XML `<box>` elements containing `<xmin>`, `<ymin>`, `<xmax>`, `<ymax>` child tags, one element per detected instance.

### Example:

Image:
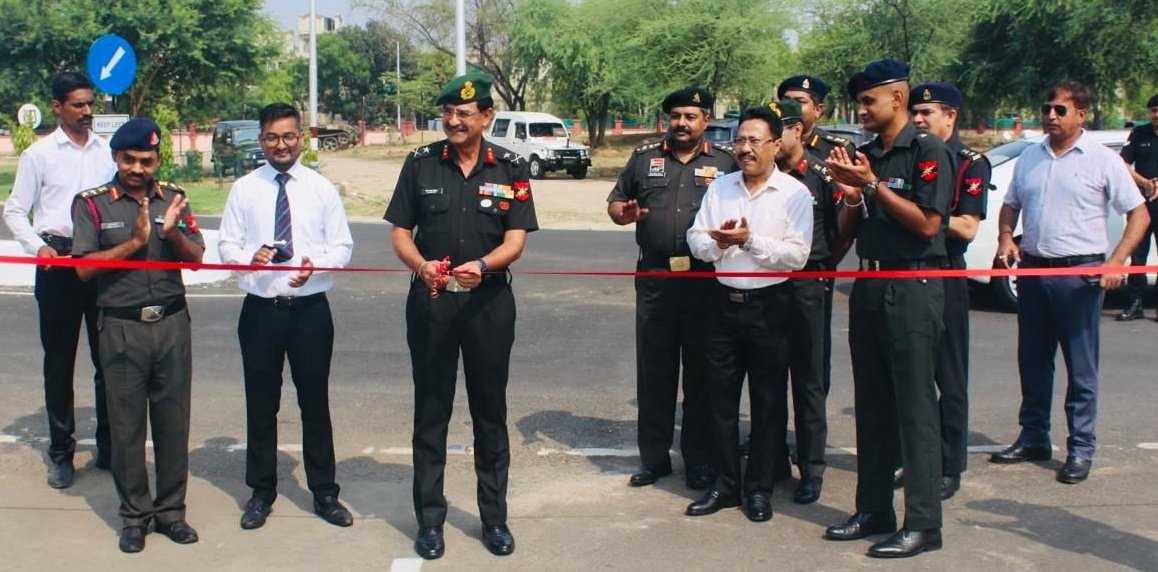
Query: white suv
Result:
<box><xmin>488</xmin><ymin>111</ymin><xmax>592</xmax><ymax>179</ymax></box>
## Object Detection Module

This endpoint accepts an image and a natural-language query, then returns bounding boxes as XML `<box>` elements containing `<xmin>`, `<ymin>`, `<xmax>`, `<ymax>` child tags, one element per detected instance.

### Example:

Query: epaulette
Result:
<box><xmin>633</xmin><ymin>141</ymin><xmax>661</xmax><ymax>155</ymax></box>
<box><xmin>498</xmin><ymin>150</ymin><xmax>525</xmax><ymax>166</ymax></box>
<box><xmin>159</xmin><ymin>181</ymin><xmax>186</xmax><ymax>194</ymax></box>
<box><xmin>810</xmin><ymin>161</ymin><xmax>834</xmax><ymax>183</ymax></box>
<box><xmin>79</xmin><ymin>185</ymin><xmax>111</xmax><ymax>199</ymax></box>
<box><xmin>412</xmin><ymin>143</ymin><xmax>435</xmax><ymax>158</ymax></box>
<box><xmin>958</xmin><ymin>147</ymin><xmax>984</xmax><ymax>162</ymax></box>
<box><xmin>712</xmin><ymin>142</ymin><xmax>735</xmax><ymax>154</ymax></box>
<box><xmin>821</xmin><ymin>132</ymin><xmax>851</xmax><ymax>146</ymax></box>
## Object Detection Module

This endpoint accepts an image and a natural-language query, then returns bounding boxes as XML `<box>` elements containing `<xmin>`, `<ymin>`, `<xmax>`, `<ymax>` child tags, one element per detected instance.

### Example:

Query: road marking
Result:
<box><xmin>1138</xmin><ymin>443</ymin><xmax>1158</xmax><ymax>450</ymax></box>
<box><xmin>0</xmin><ymin>291</ymin><xmax>242</xmax><ymax>299</ymax></box>
<box><xmin>389</xmin><ymin>557</ymin><xmax>423</xmax><ymax>572</ymax></box>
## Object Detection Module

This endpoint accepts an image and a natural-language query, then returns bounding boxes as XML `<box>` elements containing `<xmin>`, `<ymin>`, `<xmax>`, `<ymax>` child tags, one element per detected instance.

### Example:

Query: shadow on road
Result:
<box><xmin>189</xmin><ymin>436</ymin><xmax>315</xmax><ymax>516</ymax></box>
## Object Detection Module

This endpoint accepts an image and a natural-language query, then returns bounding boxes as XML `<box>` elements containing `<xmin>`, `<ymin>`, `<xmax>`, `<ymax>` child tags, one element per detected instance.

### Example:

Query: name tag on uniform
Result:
<box><xmin>153</xmin><ymin>216</ymin><xmax>165</xmax><ymax>224</ymax></box>
<box><xmin>100</xmin><ymin>221</ymin><xmax>124</xmax><ymax>230</ymax></box>
<box><xmin>693</xmin><ymin>166</ymin><xmax>719</xmax><ymax>180</ymax></box>
<box><xmin>886</xmin><ymin>177</ymin><xmax>910</xmax><ymax>191</ymax></box>
<box><xmin>669</xmin><ymin>256</ymin><xmax>691</xmax><ymax>272</ymax></box>
<box><xmin>419</xmin><ymin>188</ymin><xmax>442</xmax><ymax>196</ymax></box>
<box><xmin>478</xmin><ymin>183</ymin><xmax>515</xmax><ymax>199</ymax></box>
<box><xmin>648</xmin><ymin>158</ymin><xmax>665</xmax><ymax>177</ymax></box>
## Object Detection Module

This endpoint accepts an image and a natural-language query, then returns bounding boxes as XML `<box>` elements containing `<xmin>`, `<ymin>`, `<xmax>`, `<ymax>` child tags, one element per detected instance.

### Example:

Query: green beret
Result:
<box><xmin>436</xmin><ymin>72</ymin><xmax>494</xmax><ymax>107</ymax></box>
<box><xmin>771</xmin><ymin>99</ymin><xmax>803</xmax><ymax>124</ymax></box>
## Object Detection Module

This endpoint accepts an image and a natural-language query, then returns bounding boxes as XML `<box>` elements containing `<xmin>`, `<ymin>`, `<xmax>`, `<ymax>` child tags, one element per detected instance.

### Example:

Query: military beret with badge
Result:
<box><xmin>911</xmin><ymin>81</ymin><xmax>964</xmax><ymax>109</ymax></box>
<box><xmin>846</xmin><ymin>58</ymin><xmax>910</xmax><ymax>98</ymax></box>
<box><xmin>110</xmin><ymin>117</ymin><xmax>162</xmax><ymax>152</ymax></box>
<box><xmin>662</xmin><ymin>86</ymin><xmax>715</xmax><ymax>113</ymax></box>
<box><xmin>436</xmin><ymin>71</ymin><xmax>494</xmax><ymax>107</ymax></box>
<box><xmin>777</xmin><ymin>75</ymin><xmax>830</xmax><ymax>101</ymax></box>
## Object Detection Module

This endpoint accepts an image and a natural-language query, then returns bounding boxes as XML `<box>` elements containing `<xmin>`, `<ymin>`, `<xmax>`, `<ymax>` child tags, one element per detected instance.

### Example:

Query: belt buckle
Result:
<box><xmin>727</xmin><ymin>292</ymin><xmax>745</xmax><ymax>303</ymax></box>
<box><xmin>273</xmin><ymin>296</ymin><xmax>295</xmax><ymax>307</ymax></box>
<box><xmin>140</xmin><ymin>305</ymin><xmax>164</xmax><ymax>323</ymax></box>
<box><xmin>445</xmin><ymin>278</ymin><xmax>471</xmax><ymax>293</ymax></box>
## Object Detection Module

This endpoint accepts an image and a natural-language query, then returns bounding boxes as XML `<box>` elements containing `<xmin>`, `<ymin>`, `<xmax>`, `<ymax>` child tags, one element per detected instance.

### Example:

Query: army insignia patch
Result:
<box><xmin>802</xmin><ymin>78</ymin><xmax>811</xmax><ymax>89</ymax></box>
<box><xmin>461</xmin><ymin>80</ymin><xmax>476</xmax><ymax>100</ymax></box>
<box><xmin>692</xmin><ymin>91</ymin><xmax>701</xmax><ymax>104</ymax></box>
<box><xmin>832</xmin><ymin>188</ymin><xmax>844</xmax><ymax>205</ymax></box>
<box><xmin>918</xmin><ymin>160</ymin><xmax>938</xmax><ymax>182</ymax></box>
<box><xmin>648</xmin><ymin>157</ymin><xmax>665</xmax><ymax>177</ymax></box>
<box><xmin>965</xmin><ymin>177</ymin><xmax>983</xmax><ymax>196</ymax></box>
<box><xmin>150</xmin><ymin>131</ymin><xmax>160</xmax><ymax>146</ymax></box>
<box><xmin>923</xmin><ymin>88</ymin><xmax>932</xmax><ymax>101</ymax></box>
<box><xmin>513</xmin><ymin>179</ymin><xmax>531</xmax><ymax>202</ymax></box>
<box><xmin>768</xmin><ymin>101</ymin><xmax>782</xmax><ymax>118</ymax></box>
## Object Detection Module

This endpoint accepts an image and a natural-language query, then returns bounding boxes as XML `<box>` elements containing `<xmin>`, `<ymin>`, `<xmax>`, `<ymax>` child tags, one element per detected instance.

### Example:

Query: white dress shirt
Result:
<box><xmin>3</xmin><ymin>128</ymin><xmax>115</xmax><ymax>254</ymax></box>
<box><xmin>218</xmin><ymin>161</ymin><xmax>354</xmax><ymax>297</ymax></box>
<box><xmin>688</xmin><ymin>167</ymin><xmax>813</xmax><ymax>289</ymax></box>
<box><xmin>1004</xmin><ymin>130</ymin><xmax>1144</xmax><ymax>257</ymax></box>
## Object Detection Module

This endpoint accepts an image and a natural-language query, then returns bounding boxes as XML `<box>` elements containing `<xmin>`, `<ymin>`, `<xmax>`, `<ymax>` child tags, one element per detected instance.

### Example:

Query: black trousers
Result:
<box><xmin>706</xmin><ymin>282</ymin><xmax>792</xmax><ymax>498</ymax></box>
<box><xmin>1125</xmin><ymin>201</ymin><xmax>1158</xmax><ymax>301</ymax></box>
<box><xmin>936</xmin><ymin>260</ymin><xmax>970</xmax><ymax>476</ymax></box>
<box><xmin>238</xmin><ymin>293</ymin><xmax>339</xmax><ymax>503</ymax></box>
<box><xmin>35</xmin><ymin>266</ymin><xmax>109</xmax><ymax>464</ymax></box>
<box><xmin>100</xmin><ymin>308</ymin><xmax>191</xmax><ymax>527</ymax></box>
<box><xmin>850</xmin><ymin>277</ymin><xmax>944</xmax><ymax>531</ymax></box>
<box><xmin>406</xmin><ymin>281</ymin><xmax>515</xmax><ymax>527</ymax></box>
<box><xmin>786</xmin><ymin>275</ymin><xmax>834</xmax><ymax>478</ymax></box>
<box><xmin>634</xmin><ymin>273</ymin><xmax>712</xmax><ymax>470</ymax></box>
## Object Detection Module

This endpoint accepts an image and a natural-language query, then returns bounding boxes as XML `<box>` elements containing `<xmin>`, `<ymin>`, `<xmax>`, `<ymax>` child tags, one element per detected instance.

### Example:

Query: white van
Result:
<box><xmin>488</xmin><ymin>111</ymin><xmax>592</xmax><ymax>179</ymax></box>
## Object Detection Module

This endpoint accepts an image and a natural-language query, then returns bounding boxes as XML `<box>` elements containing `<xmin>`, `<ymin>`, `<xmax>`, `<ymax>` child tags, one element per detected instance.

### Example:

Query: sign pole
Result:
<box><xmin>309</xmin><ymin>0</ymin><xmax>319</xmax><ymax>151</ymax></box>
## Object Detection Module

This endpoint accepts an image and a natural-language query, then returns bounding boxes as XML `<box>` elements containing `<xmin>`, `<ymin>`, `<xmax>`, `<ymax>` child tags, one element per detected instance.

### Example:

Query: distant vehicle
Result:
<box><xmin>705</xmin><ymin>119</ymin><xmax>738</xmax><ymax>146</ymax></box>
<box><xmin>824</xmin><ymin>124</ymin><xmax>873</xmax><ymax>148</ymax></box>
<box><xmin>967</xmin><ymin>130</ymin><xmax>1152</xmax><ymax>311</ymax></box>
<box><xmin>211</xmin><ymin>120</ymin><xmax>264</xmax><ymax>177</ymax></box>
<box><xmin>315</xmin><ymin>125</ymin><xmax>359</xmax><ymax>151</ymax></box>
<box><xmin>488</xmin><ymin>111</ymin><xmax>591</xmax><ymax>179</ymax></box>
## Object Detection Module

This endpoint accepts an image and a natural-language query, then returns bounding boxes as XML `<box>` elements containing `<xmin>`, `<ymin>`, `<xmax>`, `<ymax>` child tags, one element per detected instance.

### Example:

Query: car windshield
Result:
<box><xmin>234</xmin><ymin>127</ymin><xmax>260</xmax><ymax>145</ymax></box>
<box><xmin>986</xmin><ymin>139</ymin><xmax>1035</xmax><ymax>167</ymax></box>
<box><xmin>530</xmin><ymin>123</ymin><xmax>568</xmax><ymax>138</ymax></box>
<box><xmin>705</xmin><ymin>125</ymin><xmax>733</xmax><ymax>143</ymax></box>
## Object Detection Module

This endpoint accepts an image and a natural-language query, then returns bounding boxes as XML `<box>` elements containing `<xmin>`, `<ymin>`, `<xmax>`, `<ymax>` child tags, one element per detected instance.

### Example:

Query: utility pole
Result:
<box><xmin>455</xmin><ymin>0</ymin><xmax>466</xmax><ymax>76</ymax></box>
<box><xmin>396</xmin><ymin>40</ymin><xmax>403</xmax><ymax>143</ymax></box>
<box><xmin>309</xmin><ymin>0</ymin><xmax>319</xmax><ymax>150</ymax></box>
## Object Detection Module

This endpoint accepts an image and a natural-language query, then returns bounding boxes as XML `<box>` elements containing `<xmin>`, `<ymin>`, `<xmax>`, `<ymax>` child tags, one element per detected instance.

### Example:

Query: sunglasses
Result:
<box><xmin>1040</xmin><ymin>104</ymin><xmax>1070</xmax><ymax>117</ymax></box>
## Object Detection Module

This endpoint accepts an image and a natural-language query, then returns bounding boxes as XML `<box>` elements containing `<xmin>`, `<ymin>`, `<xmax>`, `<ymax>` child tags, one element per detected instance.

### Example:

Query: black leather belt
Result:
<box><xmin>246</xmin><ymin>292</ymin><xmax>326</xmax><ymax>308</ymax></box>
<box><xmin>720</xmin><ymin>282</ymin><xmax>788</xmax><ymax>303</ymax></box>
<box><xmin>103</xmin><ymin>298</ymin><xmax>186</xmax><ymax>323</ymax></box>
<box><xmin>1021</xmin><ymin>254</ymin><xmax>1104</xmax><ymax>268</ymax></box>
<box><xmin>800</xmin><ymin>260</ymin><xmax>833</xmax><ymax>272</ymax></box>
<box><xmin>39</xmin><ymin>233</ymin><xmax>72</xmax><ymax>255</ymax></box>
<box><xmin>637</xmin><ymin>252</ymin><xmax>711</xmax><ymax>272</ymax></box>
<box><xmin>859</xmin><ymin>258</ymin><xmax>947</xmax><ymax>272</ymax></box>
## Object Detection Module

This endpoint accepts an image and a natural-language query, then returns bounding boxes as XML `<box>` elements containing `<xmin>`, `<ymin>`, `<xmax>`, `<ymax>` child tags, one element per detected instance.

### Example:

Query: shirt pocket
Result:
<box><xmin>417</xmin><ymin>188</ymin><xmax>450</xmax><ymax>232</ymax></box>
<box><xmin>639</xmin><ymin>179</ymin><xmax>669</xmax><ymax>209</ymax></box>
<box><xmin>99</xmin><ymin>225</ymin><xmax>132</xmax><ymax>249</ymax></box>
<box><xmin>475</xmin><ymin>196</ymin><xmax>507</xmax><ymax>238</ymax></box>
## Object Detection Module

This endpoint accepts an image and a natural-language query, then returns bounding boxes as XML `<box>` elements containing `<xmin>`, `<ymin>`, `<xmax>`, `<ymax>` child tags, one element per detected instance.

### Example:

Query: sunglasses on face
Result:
<box><xmin>1041</xmin><ymin>104</ymin><xmax>1070</xmax><ymax>117</ymax></box>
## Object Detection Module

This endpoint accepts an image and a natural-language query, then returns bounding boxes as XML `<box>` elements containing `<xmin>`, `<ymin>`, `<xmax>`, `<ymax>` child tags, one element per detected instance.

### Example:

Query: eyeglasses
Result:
<box><xmin>732</xmin><ymin>137</ymin><xmax>774</xmax><ymax>149</ymax></box>
<box><xmin>441</xmin><ymin>107</ymin><xmax>480</xmax><ymax>121</ymax></box>
<box><xmin>1040</xmin><ymin>104</ymin><xmax>1069</xmax><ymax>117</ymax></box>
<box><xmin>261</xmin><ymin>132</ymin><xmax>301</xmax><ymax>146</ymax></box>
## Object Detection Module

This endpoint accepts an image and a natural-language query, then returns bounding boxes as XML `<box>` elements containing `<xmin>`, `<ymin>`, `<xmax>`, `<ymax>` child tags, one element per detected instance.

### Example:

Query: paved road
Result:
<box><xmin>1</xmin><ymin>221</ymin><xmax>1156</xmax><ymax>571</ymax></box>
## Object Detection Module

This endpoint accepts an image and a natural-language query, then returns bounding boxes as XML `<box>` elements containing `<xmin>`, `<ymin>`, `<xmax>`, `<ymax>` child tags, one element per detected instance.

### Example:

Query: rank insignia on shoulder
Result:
<box><xmin>634</xmin><ymin>142</ymin><xmax>660</xmax><ymax>154</ymax></box>
<box><xmin>80</xmin><ymin>185</ymin><xmax>111</xmax><ymax>198</ymax></box>
<box><xmin>413</xmin><ymin>145</ymin><xmax>432</xmax><ymax>157</ymax></box>
<box><xmin>811</xmin><ymin>163</ymin><xmax>833</xmax><ymax>183</ymax></box>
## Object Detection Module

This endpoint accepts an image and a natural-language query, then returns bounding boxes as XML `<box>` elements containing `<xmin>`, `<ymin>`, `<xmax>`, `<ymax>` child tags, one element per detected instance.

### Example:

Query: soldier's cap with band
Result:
<box><xmin>109</xmin><ymin>117</ymin><xmax>162</xmax><ymax>152</ymax></box>
<box><xmin>847</xmin><ymin>59</ymin><xmax>910</xmax><ymax>98</ymax></box>
<box><xmin>911</xmin><ymin>82</ymin><xmax>964</xmax><ymax>109</ymax></box>
<box><xmin>662</xmin><ymin>86</ymin><xmax>715</xmax><ymax>113</ymax></box>
<box><xmin>1148</xmin><ymin>94</ymin><xmax>1158</xmax><ymax>108</ymax></box>
<box><xmin>777</xmin><ymin>75</ymin><xmax>830</xmax><ymax>101</ymax></box>
<box><xmin>770</xmin><ymin>99</ymin><xmax>803</xmax><ymax>125</ymax></box>
<box><xmin>435</xmin><ymin>71</ymin><xmax>494</xmax><ymax>107</ymax></box>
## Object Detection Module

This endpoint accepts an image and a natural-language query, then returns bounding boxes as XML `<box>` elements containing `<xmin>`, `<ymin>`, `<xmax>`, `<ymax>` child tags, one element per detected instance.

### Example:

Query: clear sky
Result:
<box><xmin>263</xmin><ymin>0</ymin><xmax>372</xmax><ymax>30</ymax></box>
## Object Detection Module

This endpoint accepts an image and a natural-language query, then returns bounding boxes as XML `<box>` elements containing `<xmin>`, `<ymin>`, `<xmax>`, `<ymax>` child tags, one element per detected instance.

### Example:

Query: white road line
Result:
<box><xmin>389</xmin><ymin>557</ymin><xmax>424</xmax><ymax>572</ymax></box>
<box><xmin>0</xmin><ymin>291</ymin><xmax>242</xmax><ymax>298</ymax></box>
<box><xmin>1138</xmin><ymin>442</ymin><xmax>1158</xmax><ymax>450</ymax></box>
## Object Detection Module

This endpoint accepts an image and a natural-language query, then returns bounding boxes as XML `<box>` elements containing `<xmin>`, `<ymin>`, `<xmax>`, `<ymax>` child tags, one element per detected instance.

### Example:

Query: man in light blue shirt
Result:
<box><xmin>991</xmin><ymin>81</ymin><xmax>1149</xmax><ymax>484</ymax></box>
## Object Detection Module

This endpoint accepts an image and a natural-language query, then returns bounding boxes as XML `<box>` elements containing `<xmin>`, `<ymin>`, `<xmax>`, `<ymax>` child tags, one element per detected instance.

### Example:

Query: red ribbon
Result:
<box><xmin>2</xmin><ymin>255</ymin><xmax>1155</xmax><ymax>280</ymax></box>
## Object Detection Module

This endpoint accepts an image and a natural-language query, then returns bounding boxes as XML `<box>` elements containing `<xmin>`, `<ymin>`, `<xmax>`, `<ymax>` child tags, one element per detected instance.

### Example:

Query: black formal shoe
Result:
<box><xmin>94</xmin><ymin>451</ymin><xmax>111</xmax><ymax>471</ymax></box>
<box><xmin>482</xmin><ymin>524</ymin><xmax>516</xmax><ymax>556</ymax></box>
<box><xmin>685</xmin><ymin>490</ymin><xmax>740</xmax><ymax>516</ymax></box>
<box><xmin>47</xmin><ymin>459</ymin><xmax>74</xmax><ymax>489</ymax></box>
<box><xmin>629</xmin><ymin>465</ymin><xmax>672</xmax><ymax>487</ymax></box>
<box><xmin>118</xmin><ymin>526</ymin><xmax>146</xmax><ymax>553</ymax></box>
<box><xmin>1116</xmin><ymin>299</ymin><xmax>1144</xmax><ymax>321</ymax></box>
<box><xmin>743</xmin><ymin>491</ymin><xmax>773</xmax><ymax>522</ymax></box>
<box><xmin>1057</xmin><ymin>457</ymin><xmax>1092</xmax><ymax>484</ymax></box>
<box><xmin>240</xmin><ymin>497</ymin><xmax>272</xmax><ymax>530</ymax></box>
<box><xmin>415</xmin><ymin>526</ymin><xmax>445</xmax><ymax>560</ymax></box>
<box><xmin>156</xmin><ymin>520</ymin><xmax>199</xmax><ymax>544</ymax></box>
<box><xmin>989</xmin><ymin>443</ymin><xmax>1052</xmax><ymax>464</ymax></box>
<box><xmin>794</xmin><ymin>476</ymin><xmax>822</xmax><ymax>504</ymax></box>
<box><xmin>892</xmin><ymin>467</ymin><xmax>904</xmax><ymax>489</ymax></box>
<box><xmin>941</xmin><ymin>475</ymin><xmax>961</xmax><ymax>500</ymax></box>
<box><xmin>313</xmin><ymin>495</ymin><xmax>353</xmax><ymax>527</ymax></box>
<box><xmin>685</xmin><ymin>464</ymin><xmax>716</xmax><ymax>490</ymax></box>
<box><xmin>824</xmin><ymin>512</ymin><xmax>897</xmax><ymax>541</ymax></box>
<box><xmin>867</xmin><ymin>528</ymin><xmax>942</xmax><ymax>558</ymax></box>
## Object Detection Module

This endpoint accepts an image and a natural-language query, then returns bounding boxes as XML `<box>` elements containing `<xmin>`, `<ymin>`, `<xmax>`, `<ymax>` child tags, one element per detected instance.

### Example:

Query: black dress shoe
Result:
<box><xmin>892</xmin><ymin>467</ymin><xmax>904</xmax><ymax>489</ymax></box>
<box><xmin>989</xmin><ymin>443</ymin><xmax>1052</xmax><ymax>464</ymax></box>
<box><xmin>482</xmin><ymin>524</ymin><xmax>516</xmax><ymax>556</ymax></box>
<box><xmin>240</xmin><ymin>497</ymin><xmax>272</xmax><ymax>530</ymax></box>
<box><xmin>415</xmin><ymin>526</ymin><xmax>445</xmax><ymax>560</ymax></box>
<box><xmin>743</xmin><ymin>491</ymin><xmax>773</xmax><ymax>522</ymax></box>
<box><xmin>793</xmin><ymin>476</ymin><xmax>822</xmax><ymax>504</ymax></box>
<box><xmin>685</xmin><ymin>490</ymin><xmax>740</xmax><ymax>516</ymax></box>
<box><xmin>824</xmin><ymin>512</ymin><xmax>897</xmax><ymax>541</ymax></box>
<box><xmin>313</xmin><ymin>495</ymin><xmax>354</xmax><ymax>527</ymax></box>
<box><xmin>47</xmin><ymin>459</ymin><xmax>75</xmax><ymax>489</ymax></box>
<box><xmin>867</xmin><ymin>528</ymin><xmax>942</xmax><ymax>558</ymax></box>
<box><xmin>629</xmin><ymin>465</ymin><xmax>672</xmax><ymax>487</ymax></box>
<box><xmin>156</xmin><ymin>520</ymin><xmax>199</xmax><ymax>544</ymax></box>
<box><xmin>94</xmin><ymin>451</ymin><xmax>111</xmax><ymax>471</ymax></box>
<box><xmin>685</xmin><ymin>464</ymin><xmax>716</xmax><ymax>490</ymax></box>
<box><xmin>118</xmin><ymin>526</ymin><xmax>146</xmax><ymax>553</ymax></box>
<box><xmin>1057</xmin><ymin>457</ymin><xmax>1092</xmax><ymax>484</ymax></box>
<box><xmin>1116</xmin><ymin>299</ymin><xmax>1144</xmax><ymax>321</ymax></box>
<box><xmin>941</xmin><ymin>475</ymin><xmax>961</xmax><ymax>500</ymax></box>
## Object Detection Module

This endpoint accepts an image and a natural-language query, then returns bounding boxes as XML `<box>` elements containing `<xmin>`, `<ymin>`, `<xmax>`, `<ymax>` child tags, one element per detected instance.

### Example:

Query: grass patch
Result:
<box><xmin>181</xmin><ymin>179</ymin><xmax>232</xmax><ymax>215</ymax></box>
<box><xmin>0</xmin><ymin>156</ymin><xmax>16</xmax><ymax>199</ymax></box>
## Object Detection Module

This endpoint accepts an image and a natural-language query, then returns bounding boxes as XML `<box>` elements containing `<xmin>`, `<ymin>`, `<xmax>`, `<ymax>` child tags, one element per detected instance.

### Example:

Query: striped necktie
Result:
<box><xmin>273</xmin><ymin>172</ymin><xmax>294</xmax><ymax>262</ymax></box>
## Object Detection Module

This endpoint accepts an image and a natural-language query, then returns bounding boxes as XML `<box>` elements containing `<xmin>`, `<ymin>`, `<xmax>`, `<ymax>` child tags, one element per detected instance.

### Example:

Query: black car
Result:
<box><xmin>211</xmin><ymin>120</ymin><xmax>265</xmax><ymax>177</ymax></box>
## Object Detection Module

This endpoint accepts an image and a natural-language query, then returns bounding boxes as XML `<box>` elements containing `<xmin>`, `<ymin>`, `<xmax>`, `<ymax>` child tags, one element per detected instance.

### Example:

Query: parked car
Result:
<box><xmin>488</xmin><ymin>111</ymin><xmax>591</xmax><ymax>179</ymax></box>
<box><xmin>211</xmin><ymin>120</ymin><xmax>264</xmax><ymax>177</ymax></box>
<box><xmin>705</xmin><ymin>118</ymin><xmax>738</xmax><ymax>146</ymax></box>
<box><xmin>966</xmin><ymin>130</ymin><xmax>1153</xmax><ymax>311</ymax></box>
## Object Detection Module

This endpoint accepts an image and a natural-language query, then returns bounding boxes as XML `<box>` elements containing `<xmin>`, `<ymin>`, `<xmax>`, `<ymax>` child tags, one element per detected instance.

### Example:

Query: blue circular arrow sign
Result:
<box><xmin>86</xmin><ymin>34</ymin><xmax>138</xmax><ymax>96</ymax></box>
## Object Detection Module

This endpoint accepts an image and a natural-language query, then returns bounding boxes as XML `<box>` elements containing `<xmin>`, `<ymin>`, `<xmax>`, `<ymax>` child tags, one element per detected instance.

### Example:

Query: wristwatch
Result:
<box><xmin>476</xmin><ymin>258</ymin><xmax>490</xmax><ymax>274</ymax></box>
<box><xmin>862</xmin><ymin>179</ymin><xmax>879</xmax><ymax>201</ymax></box>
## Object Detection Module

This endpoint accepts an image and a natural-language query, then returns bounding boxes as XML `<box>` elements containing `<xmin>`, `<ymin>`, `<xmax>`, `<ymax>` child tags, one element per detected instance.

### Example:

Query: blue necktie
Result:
<box><xmin>273</xmin><ymin>172</ymin><xmax>294</xmax><ymax>262</ymax></box>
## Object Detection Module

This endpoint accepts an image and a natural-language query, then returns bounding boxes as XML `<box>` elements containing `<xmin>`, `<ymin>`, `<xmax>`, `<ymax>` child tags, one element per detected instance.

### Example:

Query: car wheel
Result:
<box><xmin>528</xmin><ymin>156</ymin><xmax>544</xmax><ymax>179</ymax></box>
<box><xmin>569</xmin><ymin>165</ymin><xmax>588</xmax><ymax>179</ymax></box>
<box><xmin>990</xmin><ymin>235</ymin><xmax>1022</xmax><ymax>313</ymax></box>
<box><xmin>321</xmin><ymin>137</ymin><xmax>339</xmax><ymax>151</ymax></box>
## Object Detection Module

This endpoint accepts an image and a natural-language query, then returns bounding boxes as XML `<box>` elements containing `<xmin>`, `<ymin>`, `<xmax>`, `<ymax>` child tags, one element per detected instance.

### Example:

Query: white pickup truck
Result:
<box><xmin>487</xmin><ymin>111</ymin><xmax>592</xmax><ymax>179</ymax></box>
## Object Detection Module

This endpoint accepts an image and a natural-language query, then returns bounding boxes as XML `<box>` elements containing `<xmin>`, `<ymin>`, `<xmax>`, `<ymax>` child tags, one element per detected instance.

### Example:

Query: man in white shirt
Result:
<box><xmin>3</xmin><ymin>72</ymin><xmax>115</xmax><ymax>489</ymax></box>
<box><xmin>217</xmin><ymin>103</ymin><xmax>355</xmax><ymax>530</ymax></box>
<box><xmin>991</xmin><ymin>81</ymin><xmax>1149</xmax><ymax>484</ymax></box>
<box><xmin>685</xmin><ymin>106</ymin><xmax>813</xmax><ymax>523</ymax></box>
